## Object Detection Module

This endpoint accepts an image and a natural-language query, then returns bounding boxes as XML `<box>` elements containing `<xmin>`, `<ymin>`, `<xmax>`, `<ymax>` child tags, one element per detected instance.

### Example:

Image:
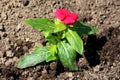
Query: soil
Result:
<box><xmin>0</xmin><ymin>0</ymin><xmax>120</xmax><ymax>80</ymax></box>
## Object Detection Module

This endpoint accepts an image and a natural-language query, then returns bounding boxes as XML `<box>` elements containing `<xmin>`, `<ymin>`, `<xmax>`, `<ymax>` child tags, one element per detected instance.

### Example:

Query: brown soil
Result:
<box><xmin>0</xmin><ymin>0</ymin><xmax>120</xmax><ymax>80</ymax></box>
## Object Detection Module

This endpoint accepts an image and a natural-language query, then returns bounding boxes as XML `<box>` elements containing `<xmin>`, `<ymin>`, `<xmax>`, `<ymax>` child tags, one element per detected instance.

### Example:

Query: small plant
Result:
<box><xmin>18</xmin><ymin>8</ymin><xmax>98</xmax><ymax>71</ymax></box>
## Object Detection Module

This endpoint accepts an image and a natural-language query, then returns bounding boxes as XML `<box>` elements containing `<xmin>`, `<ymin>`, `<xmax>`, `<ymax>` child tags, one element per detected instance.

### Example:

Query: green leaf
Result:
<box><xmin>61</xmin><ymin>32</ymin><xmax>66</xmax><ymax>39</ymax></box>
<box><xmin>54</xmin><ymin>18</ymin><xmax>63</xmax><ymax>24</ymax></box>
<box><xmin>54</xmin><ymin>18</ymin><xmax>66</xmax><ymax>33</ymax></box>
<box><xmin>25</xmin><ymin>18</ymin><xmax>55</xmax><ymax>32</ymax></box>
<box><xmin>54</xmin><ymin>24</ymin><xmax>66</xmax><ymax>33</ymax></box>
<box><xmin>43</xmin><ymin>31</ymin><xmax>50</xmax><ymax>38</ymax></box>
<box><xmin>66</xmin><ymin>28</ymin><xmax>83</xmax><ymax>54</ymax></box>
<box><xmin>46</xmin><ymin>45</ymin><xmax>58</xmax><ymax>62</ymax></box>
<box><xmin>57</xmin><ymin>41</ymin><xmax>78</xmax><ymax>71</ymax></box>
<box><xmin>74</xmin><ymin>21</ymin><xmax>98</xmax><ymax>35</ymax></box>
<box><xmin>46</xmin><ymin>55</ymin><xmax>57</xmax><ymax>62</ymax></box>
<box><xmin>46</xmin><ymin>33</ymin><xmax>58</xmax><ymax>44</ymax></box>
<box><xmin>18</xmin><ymin>46</ymin><xmax>51</xmax><ymax>69</ymax></box>
<box><xmin>50</xmin><ymin>45</ymin><xmax>57</xmax><ymax>55</ymax></box>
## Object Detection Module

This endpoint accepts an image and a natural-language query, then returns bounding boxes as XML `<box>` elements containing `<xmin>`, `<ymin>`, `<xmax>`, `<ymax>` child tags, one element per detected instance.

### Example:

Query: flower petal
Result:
<box><xmin>63</xmin><ymin>17</ymin><xmax>75</xmax><ymax>25</ymax></box>
<box><xmin>70</xmin><ymin>13</ymin><xmax>78</xmax><ymax>20</ymax></box>
<box><xmin>54</xmin><ymin>8</ymin><xmax>78</xmax><ymax>25</ymax></box>
<box><xmin>55</xmin><ymin>9</ymin><xmax>65</xmax><ymax>20</ymax></box>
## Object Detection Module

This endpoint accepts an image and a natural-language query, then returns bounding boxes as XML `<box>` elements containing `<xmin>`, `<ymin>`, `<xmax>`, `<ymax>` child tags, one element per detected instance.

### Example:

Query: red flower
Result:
<box><xmin>55</xmin><ymin>9</ymin><xmax>78</xmax><ymax>25</ymax></box>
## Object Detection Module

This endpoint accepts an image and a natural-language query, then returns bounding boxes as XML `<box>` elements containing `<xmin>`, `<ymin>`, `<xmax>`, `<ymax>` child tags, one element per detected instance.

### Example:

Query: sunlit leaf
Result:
<box><xmin>50</xmin><ymin>45</ymin><xmax>57</xmax><ymax>55</ymax></box>
<box><xmin>57</xmin><ymin>41</ymin><xmax>78</xmax><ymax>71</ymax></box>
<box><xmin>25</xmin><ymin>18</ymin><xmax>55</xmax><ymax>32</ymax></box>
<box><xmin>46</xmin><ymin>33</ymin><xmax>58</xmax><ymax>44</ymax></box>
<box><xmin>18</xmin><ymin>46</ymin><xmax>51</xmax><ymax>69</ymax></box>
<box><xmin>54</xmin><ymin>18</ymin><xmax>66</xmax><ymax>33</ymax></box>
<box><xmin>66</xmin><ymin>28</ymin><xmax>83</xmax><ymax>54</ymax></box>
<box><xmin>46</xmin><ymin>55</ymin><xmax>57</xmax><ymax>62</ymax></box>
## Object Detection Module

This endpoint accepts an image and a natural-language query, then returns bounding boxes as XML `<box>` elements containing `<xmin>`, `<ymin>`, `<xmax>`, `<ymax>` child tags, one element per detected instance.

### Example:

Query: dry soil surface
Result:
<box><xmin>0</xmin><ymin>0</ymin><xmax>120</xmax><ymax>80</ymax></box>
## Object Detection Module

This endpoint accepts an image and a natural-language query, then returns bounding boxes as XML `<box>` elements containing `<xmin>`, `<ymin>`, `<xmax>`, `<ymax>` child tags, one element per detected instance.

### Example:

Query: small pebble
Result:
<box><xmin>0</xmin><ymin>25</ymin><xmax>3</xmax><ymax>31</ymax></box>
<box><xmin>13</xmin><ymin>57</ymin><xmax>19</xmax><ymax>61</ymax></box>
<box><xmin>6</xmin><ymin>50</ymin><xmax>13</xmax><ymax>57</ymax></box>
<box><xmin>35</xmin><ymin>42</ymin><xmax>42</xmax><ymax>47</ymax></box>
<box><xmin>18</xmin><ymin>14</ymin><xmax>23</xmax><ymax>18</ymax></box>
<box><xmin>66</xmin><ymin>72</ymin><xmax>73</xmax><ymax>78</ymax></box>
<box><xmin>94</xmin><ymin>65</ymin><xmax>100</xmax><ymax>72</ymax></box>
<box><xmin>25</xmin><ymin>38</ymin><xmax>29</xmax><ymax>41</ymax></box>
<box><xmin>0</xmin><ymin>24</ymin><xmax>5</xmax><ymax>32</ymax></box>
<box><xmin>0</xmin><ymin>51</ymin><xmax>3</xmax><ymax>57</ymax></box>
<box><xmin>16</xmin><ymin>40</ymin><xmax>23</xmax><ymax>46</ymax></box>
<box><xmin>1</xmin><ymin>12</ymin><xmax>8</xmax><ymax>20</ymax></box>
<box><xmin>23</xmin><ymin>0</ymin><xmax>29</xmax><ymax>6</ymax></box>
<box><xmin>42</xmin><ymin>68</ymin><xmax>47</xmax><ymax>74</ymax></box>
<box><xmin>0</xmin><ymin>58</ymin><xmax>6</xmax><ymax>64</ymax></box>
<box><xmin>13</xmin><ymin>57</ymin><xmax>19</xmax><ymax>66</ymax></box>
<box><xmin>50</xmin><ymin>62</ymin><xmax>57</xmax><ymax>70</ymax></box>
<box><xmin>23</xmin><ymin>46</ymin><xmax>28</xmax><ymax>52</ymax></box>
<box><xmin>3</xmin><ymin>33</ymin><xmax>7</xmax><ymax>37</ymax></box>
<box><xmin>16</xmin><ymin>24</ymin><xmax>22</xmax><ymax>32</ymax></box>
<box><xmin>22</xmin><ymin>71</ymin><xmax>29</xmax><ymax>75</ymax></box>
<box><xmin>5</xmin><ymin>59</ymin><xmax>13</xmax><ymax>66</ymax></box>
<box><xmin>27</xmin><ymin>77</ymin><xmax>34</xmax><ymax>80</ymax></box>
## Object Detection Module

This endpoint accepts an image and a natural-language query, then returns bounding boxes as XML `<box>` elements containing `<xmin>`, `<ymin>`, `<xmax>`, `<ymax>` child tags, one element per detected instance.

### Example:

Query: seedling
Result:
<box><xmin>18</xmin><ymin>8</ymin><xmax>98</xmax><ymax>71</ymax></box>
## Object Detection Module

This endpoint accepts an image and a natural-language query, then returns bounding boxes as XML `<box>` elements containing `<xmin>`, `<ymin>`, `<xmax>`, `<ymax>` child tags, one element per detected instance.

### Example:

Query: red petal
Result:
<box><xmin>55</xmin><ymin>9</ymin><xmax>65</xmax><ymax>20</ymax></box>
<box><xmin>54</xmin><ymin>8</ymin><xmax>78</xmax><ymax>25</ymax></box>
<box><xmin>70</xmin><ymin>13</ymin><xmax>78</xmax><ymax>20</ymax></box>
<box><xmin>63</xmin><ymin>17</ymin><xmax>75</xmax><ymax>25</ymax></box>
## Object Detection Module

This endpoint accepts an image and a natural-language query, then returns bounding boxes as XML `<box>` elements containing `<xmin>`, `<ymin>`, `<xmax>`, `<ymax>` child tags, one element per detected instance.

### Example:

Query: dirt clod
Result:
<box><xmin>22</xmin><ymin>0</ymin><xmax>29</xmax><ymax>6</ymax></box>
<box><xmin>0</xmin><ymin>51</ymin><xmax>3</xmax><ymax>57</ymax></box>
<box><xmin>5</xmin><ymin>59</ymin><xmax>13</xmax><ymax>66</ymax></box>
<box><xmin>0</xmin><ymin>25</ymin><xmax>3</xmax><ymax>31</ymax></box>
<box><xmin>6</xmin><ymin>50</ymin><xmax>13</xmax><ymax>57</ymax></box>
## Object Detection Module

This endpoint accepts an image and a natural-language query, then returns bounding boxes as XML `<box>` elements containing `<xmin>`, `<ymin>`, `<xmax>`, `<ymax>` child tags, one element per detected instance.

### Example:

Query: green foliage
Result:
<box><xmin>54</xmin><ymin>18</ymin><xmax>67</xmax><ymax>33</ymax></box>
<box><xmin>18</xmin><ymin>17</ymin><xmax>98</xmax><ymax>71</ymax></box>
<box><xmin>57</xmin><ymin>41</ymin><xmax>78</xmax><ymax>70</ymax></box>
<box><xmin>46</xmin><ymin>55</ymin><xmax>57</xmax><ymax>62</ymax></box>
<box><xmin>25</xmin><ymin>18</ymin><xmax>55</xmax><ymax>33</ymax></box>
<box><xmin>66</xmin><ymin>28</ymin><xmax>83</xmax><ymax>54</ymax></box>
<box><xmin>74</xmin><ymin>21</ymin><xmax>98</xmax><ymax>35</ymax></box>
<box><xmin>18</xmin><ymin>46</ymin><xmax>51</xmax><ymax>69</ymax></box>
<box><xmin>45</xmin><ymin>33</ymin><xmax>58</xmax><ymax>44</ymax></box>
<box><xmin>50</xmin><ymin>45</ymin><xmax>57</xmax><ymax>55</ymax></box>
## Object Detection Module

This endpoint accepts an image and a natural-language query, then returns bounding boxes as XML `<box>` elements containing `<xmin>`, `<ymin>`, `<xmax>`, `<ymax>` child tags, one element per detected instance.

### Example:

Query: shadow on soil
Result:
<box><xmin>84</xmin><ymin>35</ymin><xmax>107</xmax><ymax>67</ymax></box>
<box><xmin>55</xmin><ymin>35</ymin><xmax>107</xmax><ymax>75</ymax></box>
<box><xmin>37</xmin><ymin>27</ymin><xmax>112</xmax><ymax>76</ymax></box>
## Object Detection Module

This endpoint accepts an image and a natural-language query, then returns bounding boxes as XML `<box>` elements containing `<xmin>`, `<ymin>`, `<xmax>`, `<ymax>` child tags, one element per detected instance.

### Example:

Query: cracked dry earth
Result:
<box><xmin>0</xmin><ymin>0</ymin><xmax>120</xmax><ymax>80</ymax></box>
